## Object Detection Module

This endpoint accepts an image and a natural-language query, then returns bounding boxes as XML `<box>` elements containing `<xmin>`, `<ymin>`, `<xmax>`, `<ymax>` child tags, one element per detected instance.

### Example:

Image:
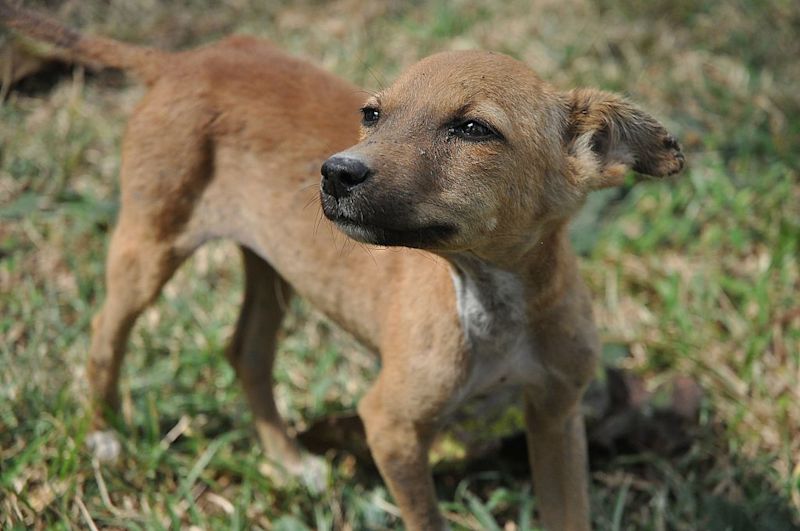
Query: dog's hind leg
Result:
<box><xmin>87</xmin><ymin>221</ymin><xmax>190</xmax><ymax>414</ymax></box>
<box><xmin>226</xmin><ymin>246</ymin><xmax>327</xmax><ymax>490</ymax></box>
<box><xmin>85</xmin><ymin>91</ymin><xmax>214</xmax><ymax>456</ymax></box>
<box><xmin>85</xmin><ymin>216</ymin><xmax>192</xmax><ymax>460</ymax></box>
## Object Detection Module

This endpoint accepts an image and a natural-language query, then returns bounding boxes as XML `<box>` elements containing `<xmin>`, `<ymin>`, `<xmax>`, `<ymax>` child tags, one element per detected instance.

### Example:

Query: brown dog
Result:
<box><xmin>2</xmin><ymin>3</ymin><xmax>684</xmax><ymax>530</ymax></box>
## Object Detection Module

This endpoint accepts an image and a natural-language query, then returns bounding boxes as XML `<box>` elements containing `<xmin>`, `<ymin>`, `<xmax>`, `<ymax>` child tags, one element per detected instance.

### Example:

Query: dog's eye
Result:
<box><xmin>448</xmin><ymin>120</ymin><xmax>496</xmax><ymax>140</ymax></box>
<box><xmin>361</xmin><ymin>107</ymin><xmax>380</xmax><ymax>126</ymax></box>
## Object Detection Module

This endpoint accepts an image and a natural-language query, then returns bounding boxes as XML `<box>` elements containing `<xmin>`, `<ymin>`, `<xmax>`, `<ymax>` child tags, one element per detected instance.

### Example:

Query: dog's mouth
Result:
<box><xmin>320</xmin><ymin>192</ymin><xmax>456</xmax><ymax>248</ymax></box>
<box><xmin>334</xmin><ymin>217</ymin><xmax>456</xmax><ymax>247</ymax></box>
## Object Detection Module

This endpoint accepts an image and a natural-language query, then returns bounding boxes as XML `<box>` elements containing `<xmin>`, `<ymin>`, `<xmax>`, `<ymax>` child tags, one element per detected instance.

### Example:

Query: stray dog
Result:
<box><xmin>1</xmin><ymin>3</ymin><xmax>684</xmax><ymax>529</ymax></box>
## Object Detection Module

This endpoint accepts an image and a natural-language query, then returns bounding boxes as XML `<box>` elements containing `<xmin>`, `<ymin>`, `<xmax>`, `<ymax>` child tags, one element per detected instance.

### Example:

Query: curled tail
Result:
<box><xmin>0</xmin><ymin>0</ymin><xmax>167</xmax><ymax>85</ymax></box>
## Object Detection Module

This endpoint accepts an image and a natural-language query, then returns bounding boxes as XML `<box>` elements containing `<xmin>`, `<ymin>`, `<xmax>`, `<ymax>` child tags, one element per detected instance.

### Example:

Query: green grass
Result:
<box><xmin>1</xmin><ymin>0</ymin><xmax>799</xmax><ymax>529</ymax></box>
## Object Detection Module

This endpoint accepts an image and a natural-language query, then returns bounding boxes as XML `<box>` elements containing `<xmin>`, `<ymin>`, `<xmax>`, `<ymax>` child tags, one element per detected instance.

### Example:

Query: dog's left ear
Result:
<box><xmin>564</xmin><ymin>88</ymin><xmax>685</xmax><ymax>190</ymax></box>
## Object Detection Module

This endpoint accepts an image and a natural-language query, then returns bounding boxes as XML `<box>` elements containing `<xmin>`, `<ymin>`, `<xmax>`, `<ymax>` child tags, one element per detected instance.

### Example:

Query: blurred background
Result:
<box><xmin>1</xmin><ymin>0</ymin><xmax>798</xmax><ymax>529</ymax></box>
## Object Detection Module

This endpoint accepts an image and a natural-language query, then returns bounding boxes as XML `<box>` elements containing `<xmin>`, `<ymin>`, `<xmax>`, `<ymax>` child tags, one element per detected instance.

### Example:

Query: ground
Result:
<box><xmin>1</xmin><ymin>0</ymin><xmax>798</xmax><ymax>529</ymax></box>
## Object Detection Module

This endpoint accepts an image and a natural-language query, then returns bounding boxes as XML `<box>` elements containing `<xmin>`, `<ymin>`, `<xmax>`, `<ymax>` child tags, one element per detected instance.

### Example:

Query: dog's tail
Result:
<box><xmin>0</xmin><ymin>0</ymin><xmax>167</xmax><ymax>85</ymax></box>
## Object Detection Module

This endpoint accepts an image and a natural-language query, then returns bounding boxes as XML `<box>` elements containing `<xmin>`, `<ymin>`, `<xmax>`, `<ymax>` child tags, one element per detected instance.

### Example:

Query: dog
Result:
<box><xmin>1</xmin><ymin>3</ymin><xmax>684</xmax><ymax>529</ymax></box>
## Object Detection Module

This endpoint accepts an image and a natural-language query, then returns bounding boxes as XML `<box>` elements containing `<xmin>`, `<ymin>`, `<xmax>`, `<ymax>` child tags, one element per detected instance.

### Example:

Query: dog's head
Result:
<box><xmin>320</xmin><ymin>51</ymin><xmax>684</xmax><ymax>252</ymax></box>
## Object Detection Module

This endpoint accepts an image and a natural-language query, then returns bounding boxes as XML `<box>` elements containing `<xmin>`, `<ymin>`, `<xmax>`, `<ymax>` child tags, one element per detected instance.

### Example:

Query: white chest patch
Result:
<box><xmin>448</xmin><ymin>257</ymin><xmax>543</xmax><ymax>409</ymax></box>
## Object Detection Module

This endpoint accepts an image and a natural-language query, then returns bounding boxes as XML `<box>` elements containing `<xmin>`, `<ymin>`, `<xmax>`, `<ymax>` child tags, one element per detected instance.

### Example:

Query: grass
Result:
<box><xmin>1</xmin><ymin>0</ymin><xmax>799</xmax><ymax>529</ymax></box>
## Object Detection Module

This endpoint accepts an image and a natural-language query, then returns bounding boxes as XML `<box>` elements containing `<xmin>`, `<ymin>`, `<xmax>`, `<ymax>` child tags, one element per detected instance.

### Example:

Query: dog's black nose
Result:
<box><xmin>321</xmin><ymin>156</ymin><xmax>372</xmax><ymax>198</ymax></box>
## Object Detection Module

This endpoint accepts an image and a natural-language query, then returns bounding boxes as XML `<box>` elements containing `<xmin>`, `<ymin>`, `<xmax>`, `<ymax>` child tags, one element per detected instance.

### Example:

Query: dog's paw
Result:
<box><xmin>296</xmin><ymin>453</ymin><xmax>329</xmax><ymax>493</ymax></box>
<box><xmin>259</xmin><ymin>453</ymin><xmax>329</xmax><ymax>493</ymax></box>
<box><xmin>86</xmin><ymin>430</ymin><xmax>121</xmax><ymax>463</ymax></box>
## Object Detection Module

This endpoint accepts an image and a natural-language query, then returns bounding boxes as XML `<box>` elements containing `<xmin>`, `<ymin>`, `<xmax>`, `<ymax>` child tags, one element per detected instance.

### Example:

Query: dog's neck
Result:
<box><xmin>445</xmin><ymin>218</ymin><xmax>571</xmax><ymax>318</ymax></box>
<box><xmin>449</xmin><ymin>254</ymin><xmax>528</xmax><ymax>342</ymax></box>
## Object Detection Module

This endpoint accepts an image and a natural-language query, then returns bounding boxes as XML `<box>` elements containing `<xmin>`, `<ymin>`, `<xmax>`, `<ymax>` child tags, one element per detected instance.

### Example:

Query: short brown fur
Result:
<box><xmin>2</xmin><ymin>3</ymin><xmax>684</xmax><ymax>530</ymax></box>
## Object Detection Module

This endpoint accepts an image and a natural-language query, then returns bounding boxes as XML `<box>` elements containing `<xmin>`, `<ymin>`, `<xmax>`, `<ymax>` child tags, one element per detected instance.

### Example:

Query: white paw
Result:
<box><xmin>86</xmin><ymin>430</ymin><xmax>121</xmax><ymax>463</ymax></box>
<box><xmin>296</xmin><ymin>453</ymin><xmax>329</xmax><ymax>494</ymax></box>
<box><xmin>259</xmin><ymin>453</ymin><xmax>329</xmax><ymax>493</ymax></box>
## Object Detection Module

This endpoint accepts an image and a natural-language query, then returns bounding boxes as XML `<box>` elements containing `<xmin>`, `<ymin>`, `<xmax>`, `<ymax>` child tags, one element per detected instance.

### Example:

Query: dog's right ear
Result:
<box><xmin>564</xmin><ymin>88</ymin><xmax>685</xmax><ymax>190</ymax></box>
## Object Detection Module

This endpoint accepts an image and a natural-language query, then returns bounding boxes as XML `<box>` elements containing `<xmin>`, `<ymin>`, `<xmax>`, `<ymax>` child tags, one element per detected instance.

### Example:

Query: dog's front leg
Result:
<box><xmin>524</xmin><ymin>390</ymin><xmax>591</xmax><ymax>531</ymax></box>
<box><xmin>358</xmin><ymin>377</ymin><xmax>449</xmax><ymax>531</ymax></box>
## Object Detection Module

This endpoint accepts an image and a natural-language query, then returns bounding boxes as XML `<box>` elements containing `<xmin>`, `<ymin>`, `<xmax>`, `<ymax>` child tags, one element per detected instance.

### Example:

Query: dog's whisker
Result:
<box><xmin>303</xmin><ymin>194</ymin><xmax>319</xmax><ymax>210</ymax></box>
<box><xmin>360</xmin><ymin>242</ymin><xmax>378</xmax><ymax>267</ymax></box>
<box><xmin>313</xmin><ymin>210</ymin><xmax>324</xmax><ymax>237</ymax></box>
<box><xmin>353</xmin><ymin>88</ymin><xmax>378</xmax><ymax>98</ymax></box>
<box><xmin>364</xmin><ymin>66</ymin><xmax>386</xmax><ymax>92</ymax></box>
<box><xmin>298</xmin><ymin>181</ymin><xmax>319</xmax><ymax>191</ymax></box>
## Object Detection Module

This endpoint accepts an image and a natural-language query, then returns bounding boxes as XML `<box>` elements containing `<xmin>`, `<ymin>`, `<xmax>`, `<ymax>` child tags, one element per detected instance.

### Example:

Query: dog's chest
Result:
<box><xmin>450</xmin><ymin>261</ymin><xmax>542</xmax><ymax>404</ymax></box>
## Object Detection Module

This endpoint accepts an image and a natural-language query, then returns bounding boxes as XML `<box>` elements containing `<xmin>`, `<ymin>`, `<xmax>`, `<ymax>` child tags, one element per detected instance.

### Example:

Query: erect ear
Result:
<box><xmin>564</xmin><ymin>88</ymin><xmax>685</xmax><ymax>190</ymax></box>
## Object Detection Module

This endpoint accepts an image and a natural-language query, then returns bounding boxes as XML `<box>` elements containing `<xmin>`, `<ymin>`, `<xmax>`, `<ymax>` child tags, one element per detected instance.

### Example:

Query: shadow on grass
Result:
<box><xmin>293</xmin><ymin>370</ymin><xmax>799</xmax><ymax>530</ymax></box>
